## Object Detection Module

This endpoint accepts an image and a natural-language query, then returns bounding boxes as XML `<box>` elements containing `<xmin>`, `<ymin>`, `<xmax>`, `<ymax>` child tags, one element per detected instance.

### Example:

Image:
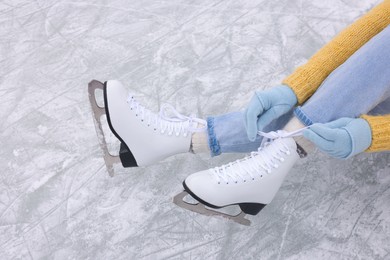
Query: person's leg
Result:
<box><xmin>367</xmin><ymin>96</ymin><xmax>390</xmax><ymax>116</ymax></box>
<box><xmin>198</xmin><ymin>25</ymin><xmax>390</xmax><ymax>157</ymax></box>
<box><xmin>195</xmin><ymin>109</ymin><xmax>294</xmax><ymax>156</ymax></box>
<box><xmin>294</xmin><ymin>25</ymin><xmax>390</xmax><ymax>126</ymax></box>
<box><xmin>180</xmin><ymin>25</ymin><xmax>390</xmax><ymax>220</ymax></box>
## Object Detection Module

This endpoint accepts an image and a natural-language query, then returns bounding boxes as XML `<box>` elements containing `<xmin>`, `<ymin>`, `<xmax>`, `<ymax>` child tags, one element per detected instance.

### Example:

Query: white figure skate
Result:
<box><xmin>174</xmin><ymin>131</ymin><xmax>303</xmax><ymax>225</ymax></box>
<box><xmin>88</xmin><ymin>80</ymin><xmax>207</xmax><ymax>176</ymax></box>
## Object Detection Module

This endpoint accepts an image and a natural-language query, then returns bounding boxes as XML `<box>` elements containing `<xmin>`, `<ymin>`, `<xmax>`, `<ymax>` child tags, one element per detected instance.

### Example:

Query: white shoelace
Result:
<box><xmin>212</xmin><ymin>128</ymin><xmax>308</xmax><ymax>184</ymax></box>
<box><xmin>126</xmin><ymin>94</ymin><xmax>207</xmax><ymax>137</ymax></box>
<box><xmin>258</xmin><ymin>128</ymin><xmax>308</xmax><ymax>147</ymax></box>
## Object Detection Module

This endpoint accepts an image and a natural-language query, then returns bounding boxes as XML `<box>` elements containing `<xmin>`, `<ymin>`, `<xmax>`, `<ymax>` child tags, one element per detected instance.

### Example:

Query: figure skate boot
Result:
<box><xmin>88</xmin><ymin>80</ymin><xmax>207</xmax><ymax>176</ymax></box>
<box><xmin>174</xmin><ymin>134</ymin><xmax>300</xmax><ymax>225</ymax></box>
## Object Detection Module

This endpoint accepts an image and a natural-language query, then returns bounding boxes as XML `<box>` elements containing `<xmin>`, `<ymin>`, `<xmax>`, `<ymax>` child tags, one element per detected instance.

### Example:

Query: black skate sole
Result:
<box><xmin>182</xmin><ymin>181</ymin><xmax>266</xmax><ymax>215</ymax></box>
<box><xmin>103</xmin><ymin>81</ymin><xmax>138</xmax><ymax>168</ymax></box>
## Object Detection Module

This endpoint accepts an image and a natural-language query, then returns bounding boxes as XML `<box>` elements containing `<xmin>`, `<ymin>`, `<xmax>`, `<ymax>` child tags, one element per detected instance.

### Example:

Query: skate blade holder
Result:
<box><xmin>173</xmin><ymin>191</ymin><xmax>252</xmax><ymax>226</ymax></box>
<box><xmin>88</xmin><ymin>80</ymin><xmax>130</xmax><ymax>177</ymax></box>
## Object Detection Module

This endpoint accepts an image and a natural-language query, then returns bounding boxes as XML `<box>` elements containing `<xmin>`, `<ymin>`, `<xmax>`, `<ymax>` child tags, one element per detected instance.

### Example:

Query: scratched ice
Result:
<box><xmin>1</xmin><ymin>0</ymin><xmax>389</xmax><ymax>259</ymax></box>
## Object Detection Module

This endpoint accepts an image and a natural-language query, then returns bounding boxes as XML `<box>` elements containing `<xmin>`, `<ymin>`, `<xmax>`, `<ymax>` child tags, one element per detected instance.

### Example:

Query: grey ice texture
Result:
<box><xmin>1</xmin><ymin>0</ymin><xmax>389</xmax><ymax>259</ymax></box>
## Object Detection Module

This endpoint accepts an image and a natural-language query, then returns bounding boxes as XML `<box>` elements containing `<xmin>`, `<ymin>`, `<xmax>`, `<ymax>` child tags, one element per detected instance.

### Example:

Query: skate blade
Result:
<box><xmin>88</xmin><ymin>80</ymin><xmax>121</xmax><ymax>177</ymax></box>
<box><xmin>173</xmin><ymin>191</ymin><xmax>251</xmax><ymax>226</ymax></box>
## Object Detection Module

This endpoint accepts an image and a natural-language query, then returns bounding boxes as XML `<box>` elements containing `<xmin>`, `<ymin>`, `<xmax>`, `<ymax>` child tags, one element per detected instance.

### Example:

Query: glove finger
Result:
<box><xmin>256</xmin><ymin>105</ymin><xmax>290</xmax><ymax>131</ymax></box>
<box><xmin>245</xmin><ymin>109</ymin><xmax>259</xmax><ymax>141</ymax></box>
<box><xmin>322</xmin><ymin>117</ymin><xmax>354</xmax><ymax>129</ymax></box>
<box><xmin>256</xmin><ymin>109</ymin><xmax>277</xmax><ymax>131</ymax></box>
<box><xmin>255</xmin><ymin>91</ymin><xmax>271</xmax><ymax>110</ymax></box>
<box><xmin>303</xmin><ymin>128</ymin><xmax>334</xmax><ymax>151</ymax></box>
<box><xmin>245</xmin><ymin>97</ymin><xmax>264</xmax><ymax>141</ymax></box>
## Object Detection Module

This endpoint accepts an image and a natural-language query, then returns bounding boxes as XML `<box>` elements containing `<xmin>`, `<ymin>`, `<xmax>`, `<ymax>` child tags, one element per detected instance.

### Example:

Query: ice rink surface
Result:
<box><xmin>1</xmin><ymin>0</ymin><xmax>389</xmax><ymax>259</ymax></box>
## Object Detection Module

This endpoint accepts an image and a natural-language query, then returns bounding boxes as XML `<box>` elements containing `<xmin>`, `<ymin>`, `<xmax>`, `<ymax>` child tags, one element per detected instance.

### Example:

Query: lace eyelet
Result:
<box><xmin>252</xmin><ymin>178</ymin><xmax>254</xmax><ymax>180</ymax></box>
<box><xmin>244</xmin><ymin>180</ymin><xmax>246</xmax><ymax>182</ymax></box>
<box><xmin>218</xmin><ymin>182</ymin><xmax>221</xmax><ymax>184</ymax></box>
<box><xmin>235</xmin><ymin>181</ymin><xmax>238</xmax><ymax>184</ymax></box>
<box><xmin>260</xmin><ymin>175</ymin><xmax>263</xmax><ymax>177</ymax></box>
<box><xmin>226</xmin><ymin>182</ymin><xmax>229</xmax><ymax>184</ymax></box>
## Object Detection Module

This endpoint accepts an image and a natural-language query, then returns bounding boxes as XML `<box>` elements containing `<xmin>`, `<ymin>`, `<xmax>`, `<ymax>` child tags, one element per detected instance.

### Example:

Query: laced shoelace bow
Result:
<box><xmin>212</xmin><ymin>127</ymin><xmax>308</xmax><ymax>184</ymax></box>
<box><xmin>126</xmin><ymin>94</ymin><xmax>207</xmax><ymax>137</ymax></box>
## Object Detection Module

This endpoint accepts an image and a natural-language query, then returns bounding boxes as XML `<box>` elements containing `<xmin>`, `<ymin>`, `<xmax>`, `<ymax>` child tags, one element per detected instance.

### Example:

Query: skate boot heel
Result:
<box><xmin>239</xmin><ymin>203</ymin><xmax>266</xmax><ymax>215</ymax></box>
<box><xmin>119</xmin><ymin>142</ymin><xmax>138</xmax><ymax>167</ymax></box>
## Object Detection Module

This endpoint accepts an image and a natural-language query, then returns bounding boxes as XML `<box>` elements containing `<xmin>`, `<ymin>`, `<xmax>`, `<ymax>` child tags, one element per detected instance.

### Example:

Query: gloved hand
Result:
<box><xmin>303</xmin><ymin>117</ymin><xmax>372</xmax><ymax>159</ymax></box>
<box><xmin>245</xmin><ymin>85</ymin><xmax>297</xmax><ymax>141</ymax></box>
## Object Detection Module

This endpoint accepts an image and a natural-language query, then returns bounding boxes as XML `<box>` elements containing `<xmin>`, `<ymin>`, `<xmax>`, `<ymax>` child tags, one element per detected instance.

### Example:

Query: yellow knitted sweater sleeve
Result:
<box><xmin>361</xmin><ymin>114</ymin><xmax>390</xmax><ymax>152</ymax></box>
<box><xmin>282</xmin><ymin>0</ymin><xmax>390</xmax><ymax>104</ymax></box>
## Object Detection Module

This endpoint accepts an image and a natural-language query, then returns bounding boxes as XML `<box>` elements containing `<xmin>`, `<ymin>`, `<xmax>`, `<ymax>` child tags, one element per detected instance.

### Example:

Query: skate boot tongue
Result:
<box><xmin>127</xmin><ymin>94</ymin><xmax>207</xmax><ymax>137</ymax></box>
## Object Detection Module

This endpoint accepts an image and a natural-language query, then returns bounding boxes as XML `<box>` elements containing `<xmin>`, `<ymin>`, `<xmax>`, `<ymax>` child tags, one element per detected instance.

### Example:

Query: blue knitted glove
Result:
<box><xmin>303</xmin><ymin>117</ymin><xmax>372</xmax><ymax>159</ymax></box>
<box><xmin>245</xmin><ymin>85</ymin><xmax>297</xmax><ymax>141</ymax></box>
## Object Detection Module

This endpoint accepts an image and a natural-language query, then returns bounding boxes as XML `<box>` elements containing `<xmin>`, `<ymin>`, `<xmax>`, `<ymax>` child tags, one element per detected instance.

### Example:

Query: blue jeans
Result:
<box><xmin>207</xmin><ymin>25</ymin><xmax>390</xmax><ymax>157</ymax></box>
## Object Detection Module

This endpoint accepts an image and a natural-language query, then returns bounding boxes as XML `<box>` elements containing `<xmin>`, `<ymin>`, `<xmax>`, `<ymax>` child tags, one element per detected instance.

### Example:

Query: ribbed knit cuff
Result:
<box><xmin>191</xmin><ymin>131</ymin><xmax>210</xmax><ymax>153</ymax></box>
<box><xmin>283</xmin><ymin>68</ymin><xmax>320</xmax><ymax>104</ymax></box>
<box><xmin>361</xmin><ymin>114</ymin><xmax>390</xmax><ymax>152</ymax></box>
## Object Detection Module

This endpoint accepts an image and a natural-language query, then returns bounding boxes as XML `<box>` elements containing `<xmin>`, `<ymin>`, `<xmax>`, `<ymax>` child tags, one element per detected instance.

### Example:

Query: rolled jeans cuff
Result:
<box><xmin>294</xmin><ymin>106</ymin><xmax>313</xmax><ymax>126</ymax></box>
<box><xmin>207</xmin><ymin>117</ymin><xmax>221</xmax><ymax>157</ymax></box>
